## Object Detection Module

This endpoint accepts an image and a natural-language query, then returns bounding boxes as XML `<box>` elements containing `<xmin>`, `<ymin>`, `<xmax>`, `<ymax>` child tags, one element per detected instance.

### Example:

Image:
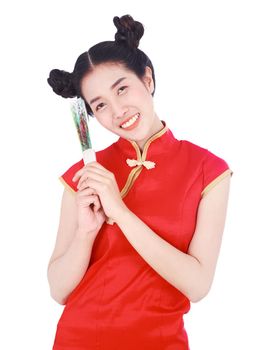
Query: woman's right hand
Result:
<box><xmin>75</xmin><ymin>187</ymin><xmax>106</xmax><ymax>236</ymax></box>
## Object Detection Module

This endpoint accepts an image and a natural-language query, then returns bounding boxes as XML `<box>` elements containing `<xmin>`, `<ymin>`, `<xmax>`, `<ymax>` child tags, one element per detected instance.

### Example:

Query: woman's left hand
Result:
<box><xmin>72</xmin><ymin>161</ymin><xmax>128</xmax><ymax>222</ymax></box>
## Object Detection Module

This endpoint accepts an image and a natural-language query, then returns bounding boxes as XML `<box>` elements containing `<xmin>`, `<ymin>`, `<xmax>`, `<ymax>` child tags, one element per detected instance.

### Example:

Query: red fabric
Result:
<box><xmin>53</xmin><ymin>120</ymin><xmax>232</xmax><ymax>350</ymax></box>
<box><xmin>202</xmin><ymin>149</ymin><xmax>232</xmax><ymax>191</ymax></box>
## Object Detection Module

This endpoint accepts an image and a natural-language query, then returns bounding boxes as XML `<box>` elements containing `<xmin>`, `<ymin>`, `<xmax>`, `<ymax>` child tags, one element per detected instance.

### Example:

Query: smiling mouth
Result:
<box><xmin>120</xmin><ymin>113</ymin><xmax>140</xmax><ymax>129</ymax></box>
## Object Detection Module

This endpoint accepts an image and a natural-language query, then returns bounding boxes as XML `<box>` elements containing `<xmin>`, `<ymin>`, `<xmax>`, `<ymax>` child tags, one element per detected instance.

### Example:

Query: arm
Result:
<box><xmin>115</xmin><ymin>175</ymin><xmax>231</xmax><ymax>303</ymax></box>
<box><xmin>47</xmin><ymin>188</ymin><xmax>97</xmax><ymax>305</ymax></box>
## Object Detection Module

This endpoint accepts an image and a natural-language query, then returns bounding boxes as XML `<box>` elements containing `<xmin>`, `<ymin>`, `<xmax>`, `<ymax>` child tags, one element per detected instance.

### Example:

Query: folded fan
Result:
<box><xmin>70</xmin><ymin>97</ymin><xmax>96</xmax><ymax>165</ymax></box>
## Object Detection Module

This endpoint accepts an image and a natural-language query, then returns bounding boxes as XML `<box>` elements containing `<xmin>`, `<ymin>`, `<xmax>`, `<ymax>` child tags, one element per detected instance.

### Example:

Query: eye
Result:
<box><xmin>95</xmin><ymin>102</ymin><xmax>105</xmax><ymax>111</ymax></box>
<box><xmin>118</xmin><ymin>86</ymin><xmax>128</xmax><ymax>94</ymax></box>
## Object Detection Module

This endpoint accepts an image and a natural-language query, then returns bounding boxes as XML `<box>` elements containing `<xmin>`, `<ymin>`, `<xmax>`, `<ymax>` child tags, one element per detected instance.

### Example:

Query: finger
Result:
<box><xmin>77</xmin><ymin>175</ymin><xmax>105</xmax><ymax>191</ymax></box>
<box><xmin>87</xmin><ymin>163</ymin><xmax>114</xmax><ymax>179</ymax></box>
<box><xmin>76</xmin><ymin>188</ymin><xmax>101</xmax><ymax>208</ymax></box>
<box><xmin>77</xmin><ymin>187</ymin><xmax>96</xmax><ymax>196</ymax></box>
<box><xmin>77</xmin><ymin>172</ymin><xmax>110</xmax><ymax>190</ymax></box>
<box><xmin>93</xmin><ymin>196</ymin><xmax>101</xmax><ymax>212</ymax></box>
<box><xmin>77</xmin><ymin>176</ymin><xmax>89</xmax><ymax>191</ymax></box>
<box><xmin>76</xmin><ymin>193</ymin><xmax>100</xmax><ymax>207</ymax></box>
<box><xmin>72</xmin><ymin>169</ymin><xmax>83</xmax><ymax>182</ymax></box>
<box><xmin>72</xmin><ymin>162</ymin><xmax>101</xmax><ymax>182</ymax></box>
<box><xmin>73</xmin><ymin>162</ymin><xmax>112</xmax><ymax>183</ymax></box>
<box><xmin>80</xmin><ymin>180</ymin><xmax>102</xmax><ymax>195</ymax></box>
<box><xmin>72</xmin><ymin>162</ymin><xmax>93</xmax><ymax>182</ymax></box>
<box><xmin>87</xmin><ymin>161</ymin><xmax>107</xmax><ymax>171</ymax></box>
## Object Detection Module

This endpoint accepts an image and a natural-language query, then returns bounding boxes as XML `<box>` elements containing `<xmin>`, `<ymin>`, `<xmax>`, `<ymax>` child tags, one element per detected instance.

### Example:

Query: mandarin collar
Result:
<box><xmin>115</xmin><ymin>120</ymin><xmax>177</xmax><ymax>159</ymax></box>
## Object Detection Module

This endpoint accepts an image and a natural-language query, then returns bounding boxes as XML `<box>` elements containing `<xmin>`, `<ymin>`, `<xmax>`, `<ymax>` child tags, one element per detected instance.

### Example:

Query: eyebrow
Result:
<box><xmin>89</xmin><ymin>77</ymin><xmax>127</xmax><ymax>105</ymax></box>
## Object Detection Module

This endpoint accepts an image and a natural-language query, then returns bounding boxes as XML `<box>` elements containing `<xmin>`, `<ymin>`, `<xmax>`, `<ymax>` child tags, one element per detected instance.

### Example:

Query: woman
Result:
<box><xmin>47</xmin><ymin>14</ymin><xmax>233</xmax><ymax>350</ymax></box>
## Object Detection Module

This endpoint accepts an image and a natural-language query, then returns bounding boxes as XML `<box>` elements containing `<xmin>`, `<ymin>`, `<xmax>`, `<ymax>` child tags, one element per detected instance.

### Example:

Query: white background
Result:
<box><xmin>1</xmin><ymin>0</ymin><xmax>264</xmax><ymax>349</ymax></box>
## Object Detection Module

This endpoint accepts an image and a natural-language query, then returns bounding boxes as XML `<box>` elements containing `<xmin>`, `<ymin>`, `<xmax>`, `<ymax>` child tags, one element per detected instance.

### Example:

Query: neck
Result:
<box><xmin>136</xmin><ymin>116</ymin><xmax>164</xmax><ymax>151</ymax></box>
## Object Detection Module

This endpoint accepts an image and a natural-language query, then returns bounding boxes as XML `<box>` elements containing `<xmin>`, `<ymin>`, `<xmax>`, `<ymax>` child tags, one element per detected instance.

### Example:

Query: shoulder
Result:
<box><xmin>180</xmin><ymin>139</ymin><xmax>211</xmax><ymax>159</ymax></box>
<box><xmin>180</xmin><ymin>139</ymin><xmax>229</xmax><ymax>166</ymax></box>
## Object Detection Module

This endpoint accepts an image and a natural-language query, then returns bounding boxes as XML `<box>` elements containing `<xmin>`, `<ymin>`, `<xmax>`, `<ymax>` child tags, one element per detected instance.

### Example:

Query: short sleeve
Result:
<box><xmin>58</xmin><ymin>158</ymin><xmax>84</xmax><ymax>194</ymax></box>
<box><xmin>201</xmin><ymin>150</ymin><xmax>233</xmax><ymax>197</ymax></box>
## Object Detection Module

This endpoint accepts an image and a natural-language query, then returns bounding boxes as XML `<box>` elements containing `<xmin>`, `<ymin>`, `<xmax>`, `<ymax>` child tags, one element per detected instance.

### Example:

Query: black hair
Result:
<box><xmin>47</xmin><ymin>14</ymin><xmax>156</xmax><ymax>117</ymax></box>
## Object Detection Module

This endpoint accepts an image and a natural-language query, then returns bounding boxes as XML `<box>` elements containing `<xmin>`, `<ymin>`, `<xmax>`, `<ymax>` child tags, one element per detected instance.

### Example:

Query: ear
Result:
<box><xmin>143</xmin><ymin>66</ymin><xmax>154</xmax><ymax>94</ymax></box>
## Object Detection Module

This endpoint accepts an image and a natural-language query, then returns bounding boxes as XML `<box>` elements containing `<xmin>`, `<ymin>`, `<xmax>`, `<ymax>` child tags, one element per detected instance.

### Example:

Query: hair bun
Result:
<box><xmin>47</xmin><ymin>69</ymin><xmax>76</xmax><ymax>98</ymax></box>
<box><xmin>113</xmin><ymin>14</ymin><xmax>144</xmax><ymax>50</ymax></box>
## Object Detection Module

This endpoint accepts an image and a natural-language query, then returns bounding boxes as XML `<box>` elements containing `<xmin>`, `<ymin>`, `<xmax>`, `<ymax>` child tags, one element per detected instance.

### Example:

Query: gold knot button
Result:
<box><xmin>126</xmin><ymin>158</ymin><xmax>156</xmax><ymax>169</ymax></box>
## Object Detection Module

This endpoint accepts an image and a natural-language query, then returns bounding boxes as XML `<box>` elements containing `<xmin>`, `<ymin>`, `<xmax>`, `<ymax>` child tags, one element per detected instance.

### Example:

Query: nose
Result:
<box><xmin>111</xmin><ymin>100</ymin><xmax>128</xmax><ymax>120</ymax></box>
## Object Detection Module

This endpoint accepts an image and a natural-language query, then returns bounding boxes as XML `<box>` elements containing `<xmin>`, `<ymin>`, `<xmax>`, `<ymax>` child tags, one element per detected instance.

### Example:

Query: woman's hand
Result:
<box><xmin>75</xmin><ymin>185</ymin><xmax>107</xmax><ymax>235</ymax></box>
<box><xmin>72</xmin><ymin>161</ymin><xmax>128</xmax><ymax>223</ymax></box>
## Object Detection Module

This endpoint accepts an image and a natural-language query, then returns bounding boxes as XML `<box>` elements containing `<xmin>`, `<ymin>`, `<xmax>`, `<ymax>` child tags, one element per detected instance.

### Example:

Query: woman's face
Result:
<box><xmin>81</xmin><ymin>62</ymin><xmax>162</xmax><ymax>148</ymax></box>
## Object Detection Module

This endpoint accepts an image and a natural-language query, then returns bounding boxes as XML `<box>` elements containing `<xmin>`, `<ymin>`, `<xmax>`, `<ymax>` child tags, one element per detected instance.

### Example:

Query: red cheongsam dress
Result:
<box><xmin>52</xmin><ymin>119</ymin><xmax>233</xmax><ymax>350</ymax></box>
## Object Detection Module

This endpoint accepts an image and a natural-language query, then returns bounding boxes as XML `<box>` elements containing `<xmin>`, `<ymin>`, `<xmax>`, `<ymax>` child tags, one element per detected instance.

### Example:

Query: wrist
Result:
<box><xmin>114</xmin><ymin>206</ymin><xmax>132</xmax><ymax>225</ymax></box>
<box><xmin>75</xmin><ymin>228</ymin><xmax>98</xmax><ymax>241</ymax></box>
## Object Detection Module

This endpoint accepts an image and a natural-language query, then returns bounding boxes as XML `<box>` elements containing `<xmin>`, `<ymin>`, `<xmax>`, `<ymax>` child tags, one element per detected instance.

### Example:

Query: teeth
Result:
<box><xmin>121</xmin><ymin>113</ymin><xmax>140</xmax><ymax>128</ymax></box>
